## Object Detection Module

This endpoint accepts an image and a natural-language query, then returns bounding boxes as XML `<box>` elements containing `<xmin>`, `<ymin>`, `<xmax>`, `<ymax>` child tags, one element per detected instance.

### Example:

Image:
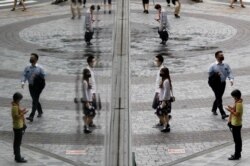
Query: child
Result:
<box><xmin>12</xmin><ymin>92</ymin><xmax>28</xmax><ymax>163</ymax></box>
<box><xmin>226</xmin><ymin>89</ymin><xmax>243</xmax><ymax>160</ymax></box>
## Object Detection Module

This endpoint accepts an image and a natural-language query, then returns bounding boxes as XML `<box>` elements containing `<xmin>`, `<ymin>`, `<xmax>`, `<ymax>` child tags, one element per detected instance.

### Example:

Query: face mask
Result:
<box><xmin>30</xmin><ymin>59</ymin><xmax>35</xmax><ymax>63</ymax></box>
<box><xmin>219</xmin><ymin>57</ymin><xmax>224</xmax><ymax>61</ymax></box>
<box><xmin>160</xmin><ymin>73</ymin><xmax>164</xmax><ymax>77</ymax></box>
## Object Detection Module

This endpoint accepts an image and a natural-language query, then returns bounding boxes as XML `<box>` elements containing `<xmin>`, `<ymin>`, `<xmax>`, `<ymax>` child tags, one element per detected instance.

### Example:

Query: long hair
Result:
<box><xmin>159</xmin><ymin>67</ymin><xmax>172</xmax><ymax>90</ymax></box>
<box><xmin>82</xmin><ymin>68</ymin><xmax>91</xmax><ymax>88</ymax></box>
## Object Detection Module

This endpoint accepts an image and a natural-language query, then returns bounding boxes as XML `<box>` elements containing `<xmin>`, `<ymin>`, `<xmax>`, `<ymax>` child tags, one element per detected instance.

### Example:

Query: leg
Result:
<box><xmin>13</xmin><ymin>129</ymin><xmax>23</xmax><ymax>160</ymax></box>
<box><xmin>218</xmin><ymin>82</ymin><xmax>226</xmax><ymax>116</ymax></box>
<box><xmin>232</xmin><ymin>126</ymin><xmax>242</xmax><ymax>157</ymax></box>
<box><xmin>239</xmin><ymin>0</ymin><xmax>245</xmax><ymax>7</ymax></box>
<box><xmin>28</xmin><ymin>85</ymin><xmax>36</xmax><ymax>119</ymax></box>
<box><xmin>77</xmin><ymin>4</ymin><xmax>81</xmax><ymax>18</ymax></box>
<box><xmin>71</xmin><ymin>4</ymin><xmax>76</xmax><ymax>19</ymax></box>
<box><xmin>174</xmin><ymin>0</ymin><xmax>181</xmax><ymax>18</ymax></box>
<box><xmin>11</xmin><ymin>0</ymin><xmax>18</xmax><ymax>11</ymax></box>
<box><xmin>230</xmin><ymin>0</ymin><xmax>235</xmax><ymax>8</ymax></box>
<box><xmin>19</xmin><ymin>0</ymin><xmax>26</xmax><ymax>10</ymax></box>
<box><xmin>108</xmin><ymin>0</ymin><xmax>112</xmax><ymax>14</ymax></box>
<box><xmin>166</xmin><ymin>0</ymin><xmax>170</xmax><ymax>6</ymax></box>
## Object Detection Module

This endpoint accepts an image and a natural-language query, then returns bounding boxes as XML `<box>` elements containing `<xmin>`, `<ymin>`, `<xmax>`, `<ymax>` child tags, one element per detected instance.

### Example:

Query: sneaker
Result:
<box><xmin>161</xmin><ymin>128</ymin><xmax>170</xmax><ymax>133</ymax></box>
<box><xmin>212</xmin><ymin>110</ymin><xmax>218</xmax><ymax>115</ymax></box>
<box><xmin>241</xmin><ymin>5</ymin><xmax>245</xmax><ymax>8</ymax></box>
<box><xmin>15</xmin><ymin>157</ymin><xmax>27</xmax><ymax>163</ymax></box>
<box><xmin>222</xmin><ymin>114</ymin><xmax>229</xmax><ymax>120</ymax></box>
<box><xmin>37</xmin><ymin>113</ymin><xmax>43</xmax><ymax>118</ymax></box>
<box><xmin>26</xmin><ymin>117</ymin><xmax>33</xmax><ymax>122</ymax></box>
<box><xmin>175</xmin><ymin>14</ymin><xmax>180</xmax><ymax>18</ymax></box>
<box><xmin>228</xmin><ymin>155</ymin><xmax>241</xmax><ymax>160</ymax></box>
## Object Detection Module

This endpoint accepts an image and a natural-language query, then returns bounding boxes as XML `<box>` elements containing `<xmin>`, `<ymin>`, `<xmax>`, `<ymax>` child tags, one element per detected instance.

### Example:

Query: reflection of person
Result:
<box><xmin>157</xmin><ymin>68</ymin><xmax>172</xmax><ymax>132</ymax></box>
<box><xmin>84</xmin><ymin>5</ymin><xmax>95</xmax><ymax>45</ymax></box>
<box><xmin>82</xmin><ymin>69</ymin><xmax>96</xmax><ymax>134</ymax></box>
<box><xmin>142</xmin><ymin>0</ymin><xmax>149</xmax><ymax>14</ymax></box>
<box><xmin>226</xmin><ymin>89</ymin><xmax>243</xmax><ymax>160</ymax></box>
<box><xmin>71</xmin><ymin>0</ymin><xmax>82</xmax><ymax>19</ymax></box>
<box><xmin>153</xmin><ymin>55</ymin><xmax>165</xmax><ymax>127</ymax></box>
<box><xmin>22</xmin><ymin>53</ymin><xmax>46</xmax><ymax>122</ymax></box>
<box><xmin>208</xmin><ymin>51</ymin><xmax>233</xmax><ymax>120</ymax></box>
<box><xmin>229</xmin><ymin>0</ymin><xmax>245</xmax><ymax>8</ymax></box>
<box><xmin>12</xmin><ymin>92</ymin><xmax>28</xmax><ymax>163</ymax></box>
<box><xmin>154</xmin><ymin>4</ymin><xmax>170</xmax><ymax>45</ymax></box>
<box><xmin>11</xmin><ymin>0</ymin><xmax>26</xmax><ymax>11</ymax></box>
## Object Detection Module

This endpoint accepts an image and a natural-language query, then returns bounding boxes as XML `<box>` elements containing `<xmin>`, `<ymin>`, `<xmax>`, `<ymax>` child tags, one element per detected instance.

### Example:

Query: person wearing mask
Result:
<box><xmin>154</xmin><ymin>4</ymin><xmax>170</xmax><ymax>45</ymax></box>
<box><xmin>84</xmin><ymin>5</ymin><xmax>95</xmax><ymax>46</ymax></box>
<box><xmin>156</xmin><ymin>67</ymin><xmax>172</xmax><ymax>132</ymax></box>
<box><xmin>208</xmin><ymin>51</ymin><xmax>233</xmax><ymax>120</ymax></box>
<box><xmin>226</xmin><ymin>89</ymin><xmax>243</xmax><ymax>160</ymax></box>
<box><xmin>82</xmin><ymin>68</ymin><xmax>96</xmax><ymax>133</ymax></box>
<box><xmin>11</xmin><ymin>92</ymin><xmax>28</xmax><ymax>163</ymax></box>
<box><xmin>22</xmin><ymin>53</ymin><xmax>46</xmax><ymax>122</ymax></box>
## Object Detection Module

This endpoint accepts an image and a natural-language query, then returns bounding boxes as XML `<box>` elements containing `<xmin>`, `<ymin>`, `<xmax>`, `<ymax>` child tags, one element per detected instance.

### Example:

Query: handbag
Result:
<box><xmin>152</xmin><ymin>93</ymin><xmax>159</xmax><ymax>109</ymax></box>
<box><xmin>170</xmin><ymin>89</ymin><xmax>175</xmax><ymax>102</ymax></box>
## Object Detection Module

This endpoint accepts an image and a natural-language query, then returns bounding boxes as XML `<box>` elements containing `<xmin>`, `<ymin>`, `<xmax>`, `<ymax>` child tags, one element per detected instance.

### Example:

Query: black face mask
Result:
<box><xmin>160</xmin><ymin>73</ymin><xmax>164</xmax><ymax>77</ymax></box>
<box><xmin>219</xmin><ymin>57</ymin><xmax>224</xmax><ymax>61</ymax></box>
<box><xmin>30</xmin><ymin>59</ymin><xmax>35</xmax><ymax>64</ymax></box>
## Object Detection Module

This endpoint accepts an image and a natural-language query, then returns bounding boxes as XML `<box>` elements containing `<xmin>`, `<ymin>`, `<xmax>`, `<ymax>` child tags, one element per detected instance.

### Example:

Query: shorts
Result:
<box><xmin>83</xmin><ymin>105</ymin><xmax>96</xmax><ymax>116</ymax></box>
<box><xmin>155</xmin><ymin>101</ymin><xmax>171</xmax><ymax>116</ymax></box>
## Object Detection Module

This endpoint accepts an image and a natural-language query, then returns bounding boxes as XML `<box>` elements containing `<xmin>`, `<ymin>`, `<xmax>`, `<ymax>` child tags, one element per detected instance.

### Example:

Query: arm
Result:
<box><xmin>226</xmin><ymin>64</ymin><xmax>234</xmax><ymax>86</ymax></box>
<box><xmin>82</xmin><ymin>81</ymin><xmax>91</xmax><ymax>108</ymax></box>
<box><xmin>160</xmin><ymin>80</ymin><xmax>170</xmax><ymax>108</ymax></box>
<box><xmin>21</xmin><ymin>67</ymin><xmax>28</xmax><ymax>88</ymax></box>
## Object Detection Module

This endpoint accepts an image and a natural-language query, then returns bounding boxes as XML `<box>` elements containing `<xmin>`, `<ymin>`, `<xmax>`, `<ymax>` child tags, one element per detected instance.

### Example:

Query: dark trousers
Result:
<box><xmin>166</xmin><ymin>0</ymin><xmax>176</xmax><ymax>5</ymax></box>
<box><xmin>29</xmin><ymin>84</ymin><xmax>43</xmax><ymax>118</ymax></box>
<box><xmin>84</xmin><ymin>31</ymin><xmax>94</xmax><ymax>43</ymax></box>
<box><xmin>13</xmin><ymin>128</ymin><xmax>23</xmax><ymax>160</ymax></box>
<box><xmin>158</xmin><ymin>30</ymin><xmax>169</xmax><ymax>42</ymax></box>
<box><xmin>210</xmin><ymin>81</ymin><xmax>226</xmax><ymax>115</ymax></box>
<box><xmin>232</xmin><ymin>125</ymin><xmax>242</xmax><ymax>157</ymax></box>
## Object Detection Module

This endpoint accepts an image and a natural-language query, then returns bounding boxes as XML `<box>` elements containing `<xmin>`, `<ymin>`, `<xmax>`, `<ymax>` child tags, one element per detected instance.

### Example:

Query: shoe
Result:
<box><xmin>22</xmin><ymin>8</ymin><xmax>26</xmax><ymax>11</ymax></box>
<box><xmin>26</xmin><ymin>117</ymin><xmax>33</xmax><ymax>122</ymax></box>
<box><xmin>228</xmin><ymin>155</ymin><xmax>240</xmax><ymax>160</ymax></box>
<box><xmin>71</xmin><ymin>16</ymin><xmax>75</xmax><ymax>20</ymax></box>
<box><xmin>161</xmin><ymin>128</ymin><xmax>170</xmax><ymax>133</ymax></box>
<box><xmin>108</xmin><ymin>10</ymin><xmax>111</xmax><ymax>14</ymax></box>
<box><xmin>37</xmin><ymin>113</ymin><xmax>43</xmax><ymax>118</ymax></box>
<box><xmin>15</xmin><ymin>157</ymin><xmax>27</xmax><ymax>163</ymax></box>
<box><xmin>84</xmin><ymin>129</ymin><xmax>92</xmax><ymax>134</ymax></box>
<box><xmin>175</xmin><ymin>14</ymin><xmax>180</xmax><ymax>18</ymax></box>
<box><xmin>145</xmin><ymin>10</ymin><xmax>149</xmax><ymax>14</ymax></box>
<box><xmin>87</xmin><ymin>42</ymin><xmax>93</xmax><ymax>45</ymax></box>
<box><xmin>160</xmin><ymin>41</ymin><xmax>166</xmax><ymax>45</ymax></box>
<box><xmin>143</xmin><ymin>10</ymin><xmax>146</xmax><ymax>13</ymax></box>
<box><xmin>167</xmin><ymin>4</ymin><xmax>170</xmax><ymax>7</ymax></box>
<box><xmin>222</xmin><ymin>114</ymin><xmax>229</xmax><ymax>120</ymax></box>
<box><xmin>241</xmin><ymin>5</ymin><xmax>245</xmax><ymax>8</ymax></box>
<box><xmin>212</xmin><ymin>110</ymin><xmax>218</xmax><ymax>115</ymax></box>
<box><xmin>229</xmin><ymin>5</ymin><xmax>234</xmax><ymax>8</ymax></box>
<box><xmin>11</xmin><ymin>8</ymin><xmax>15</xmax><ymax>11</ymax></box>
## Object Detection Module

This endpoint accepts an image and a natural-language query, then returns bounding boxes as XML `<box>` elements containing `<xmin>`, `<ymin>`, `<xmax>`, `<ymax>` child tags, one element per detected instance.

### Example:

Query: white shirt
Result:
<box><xmin>159</xmin><ymin>79</ymin><xmax>171</xmax><ymax>101</ymax></box>
<box><xmin>82</xmin><ymin>80</ymin><xmax>93</xmax><ymax>102</ymax></box>
<box><xmin>155</xmin><ymin>65</ymin><xmax>165</xmax><ymax>93</ymax></box>
<box><xmin>86</xmin><ymin>66</ymin><xmax>96</xmax><ymax>94</ymax></box>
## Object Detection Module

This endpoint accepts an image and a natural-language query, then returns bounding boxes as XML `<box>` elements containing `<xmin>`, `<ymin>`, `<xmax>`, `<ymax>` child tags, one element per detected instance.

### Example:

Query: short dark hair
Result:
<box><xmin>215</xmin><ymin>51</ymin><xmax>223</xmax><ymax>58</ymax></box>
<box><xmin>155</xmin><ymin>4</ymin><xmax>161</xmax><ymax>10</ymax></box>
<box><xmin>13</xmin><ymin>92</ymin><xmax>23</xmax><ymax>102</ymax></box>
<box><xmin>87</xmin><ymin>55</ymin><xmax>95</xmax><ymax>64</ymax></box>
<box><xmin>90</xmin><ymin>5</ymin><xmax>95</xmax><ymax>10</ymax></box>
<box><xmin>231</xmin><ymin>89</ymin><xmax>241</xmax><ymax>99</ymax></box>
<box><xmin>31</xmin><ymin>53</ymin><xmax>39</xmax><ymax>60</ymax></box>
<box><xmin>156</xmin><ymin>55</ymin><xmax>164</xmax><ymax>63</ymax></box>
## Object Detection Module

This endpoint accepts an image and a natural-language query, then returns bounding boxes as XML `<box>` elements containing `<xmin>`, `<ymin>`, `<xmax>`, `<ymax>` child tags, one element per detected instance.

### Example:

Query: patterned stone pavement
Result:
<box><xmin>0</xmin><ymin>0</ymin><xmax>250</xmax><ymax>165</ymax></box>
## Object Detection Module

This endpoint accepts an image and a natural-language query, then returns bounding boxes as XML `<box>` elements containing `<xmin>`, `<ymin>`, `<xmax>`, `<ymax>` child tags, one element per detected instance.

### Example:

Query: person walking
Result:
<box><xmin>208</xmin><ymin>51</ymin><xmax>233</xmax><ymax>120</ymax></box>
<box><xmin>70</xmin><ymin>0</ymin><xmax>82</xmax><ymax>19</ymax></box>
<box><xmin>226</xmin><ymin>89</ymin><xmax>243</xmax><ymax>160</ymax></box>
<box><xmin>22</xmin><ymin>53</ymin><xmax>46</xmax><ymax>122</ymax></box>
<box><xmin>154</xmin><ymin>4</ymin><xmax>170</xmax><ymax>45</ymax></box>
<box><xmin>153</xmin><ymin>55</ymin><xmax>165</xmax><ymax>127</ymax></box>
<box><xmin>82</xmin><ymin>68</ymin><xmax>96</xmax><ymax>134</ymax></box>
<box><xmin>11</xmin><ymin>0</ymin><xmax>26</xmax><ymax>11</ymax></box>
<box><xmin>142</xmin><ymin>0</ymin><xmax>149</xmax><ymax>14</ymax></box>
<box><xmin>229</xmin><ymin>0</ymin><xmax>245</xmax><ymax>8</ymax></box>
<box><xmin>84</xmin><ymin>5</ymin><xmax>95</xmax><ymax>46</ymax></box>
<box><xmin>11</xmin><ymin>92</ymin><xmax>28</xmax><ymax>163</ymax></box>
<box><xmin>156</xmin><ymin>67</ymin><xmax>172</xmax><ymax>132</ymax></box>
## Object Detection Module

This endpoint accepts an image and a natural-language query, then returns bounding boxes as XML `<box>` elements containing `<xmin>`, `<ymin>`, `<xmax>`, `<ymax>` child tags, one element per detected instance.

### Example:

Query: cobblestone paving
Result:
<box><xmin>0</xmin><ymin>0</ymin><xmax>250</xmax><ymax>166</ymax></box>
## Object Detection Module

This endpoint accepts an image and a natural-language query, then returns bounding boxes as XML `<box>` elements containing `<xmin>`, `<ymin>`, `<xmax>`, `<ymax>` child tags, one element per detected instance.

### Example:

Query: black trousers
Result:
<box><xmin>13</xmin><ymin>128</ymin><xmax>23</xmax><ymax>160</ymax></box>
<box><xmin>29</xmin><ymin>84</ymin><xmax>43</xmax><ymax>118</ymax></box>
<box><xmin>166</xmin><ymin>0</ymin><xmax>176</xmax><ymax>5</ymax></box>
<box><xmin>158</xmin><ymin>30</ymin><xmax>169</xmax><ymax>42</ymax></box>
<box><xmin>232</xmin><ymin>125</ymin><xmax>242</xmax><ymax>157</ymax></box>
<box><xmin>84</xmin><ymin>31</ymin><xmax>94</xmax><ymax>42</ymax></box>
<box><xmin>209</xmin><ymin>81</ymin><xmax>226</xmax><ymax>115</ymax></box>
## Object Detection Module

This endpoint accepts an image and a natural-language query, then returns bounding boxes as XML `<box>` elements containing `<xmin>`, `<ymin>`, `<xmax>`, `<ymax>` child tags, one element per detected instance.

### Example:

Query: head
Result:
<box><xmin>13</xmin><ymin>92</ymin><xmax>23</xmax><ymax>104</ymax></box>
<box><xmin>231</xmin><ymin>89</ymin><xmax>241</xmax><ymax>101</ymax></box>
<box><xmin>83</xmin><ymin>68</ymin><xmax>91</xmax><ymax>80</ymax></box>
<box><xmin>154</xmin><ymin>4</ymin><xmax>161</xmax><ymax>12</ymax></box>
<box><xmin>90</xmin><ymin>5</ymin><xmax>95</xmax><ymax>12</ymax></box>
<box><xmin>215</xmin><ymin>51</ymin><xmax>224</xmax><ymax>63</ymax></box>
<box><xmin>30</xmin><ymin>53</ymin><xmax>39</xmax><ymax>65</ymax></box>
<box><xmin>154</xmin><ymin>55</ymin><xmax>164</xmax><ymax>67</ymax></box>
<box><xmin>87</xmin><ymin>55</ymin><xmax>96</xmax><ymax>68</ymax></box>
<box><xmin>160</xmin><ymin>67</ymin><xmax>170</xmax><ymax>79</ymax></box>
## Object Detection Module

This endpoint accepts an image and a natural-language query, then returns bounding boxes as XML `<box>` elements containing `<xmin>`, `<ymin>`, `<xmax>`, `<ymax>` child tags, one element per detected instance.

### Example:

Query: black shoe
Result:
<box><xmin>212</xmin><ymin>110</ymin><xmax>218</xmax><ymax>115</ymax></box>
<box><xmin>108</xmin><ymin>10</ymin><xmax>111</xmax><ymax>14</ymax></box>
<box><xmin>160</xmin><ymin>41</ymin><xmax>166</xmax><ymax>45</ymax></box>
<box><xmin>222</xmin><ymin>114</ymin><xmax>229</xmax><ymax>120</ymax></box>
<box><xmin>86</xmin><ymin>42</ymin><xmax>93</xmax><ymax>46</ymax></box>
<box><xmin>26</xmin><ymin>117</ymin><xmax>33</xmax><ymax>122</ymax></box>
<box><xmin>143</xmin><ymin>10</ymin><xmax>146</xmax><ymax>13</ymax></box>
<box><xmin>175</xmin><ymin>14</ymin><xmax>180</xmax><ymax>18</ymax></box>
<box><xmin>15</xmin><ymin>157</ymin><xmax>27</xmax><ymax>163</ymax></box>
<box><xmin>145</xmin><ymin>10</ymin><xmax>149</xmax><ymax>14</ymax></box>
<box><xmin>161</xmin><ymin>127</ymin><xmax>170</xmax><ymax>133</ymax></box>
<box><xmin>167</xmin><ymin>4</ymin><xmax>170</xmax><ymax>7</ymax></box>
<box><xmin>37</xmin><ymin>113</ymin><xmax>43</xmax><ymax>118</ymax></box>
<box><xmin>84</xmin><ymin>129</ymin><xmax>92</xmax><ymax>134</ymax></box>
<box><xmin>228</xmin><ymin>155</ymin><xmax>240</xmax><ymax>160</ymax></box>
